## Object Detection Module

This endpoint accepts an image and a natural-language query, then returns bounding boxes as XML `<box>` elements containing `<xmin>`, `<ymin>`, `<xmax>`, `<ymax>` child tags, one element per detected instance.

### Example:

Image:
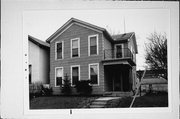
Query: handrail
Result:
<box><xmin>104</xmin><ymin>48</ymin><xmax>133</xmax><ymax>60</ymax></box>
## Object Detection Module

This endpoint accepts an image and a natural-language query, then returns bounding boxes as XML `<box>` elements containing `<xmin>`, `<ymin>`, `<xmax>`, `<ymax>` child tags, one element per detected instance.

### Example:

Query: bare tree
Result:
<box><xmin>145</xmin><ymin>32</ymin><xmax>167</xmax><ymax>80</ymax></box>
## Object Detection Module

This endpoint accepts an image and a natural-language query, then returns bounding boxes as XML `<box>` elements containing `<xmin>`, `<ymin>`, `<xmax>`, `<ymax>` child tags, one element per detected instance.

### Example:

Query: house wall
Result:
<box><xmin>103</xmin><ymin>35</ymin><xmax>113</xmax><ymax>59</ymax></box>
<box><xmin>50</xmin><ymin>23</ymin><xmax>105</xmax><ymax>95</ymax></box>
<box><xmin>103</xmin><ymin>36</ymin><xmax>112</xmax><ymax>50</ymax></box>
<box><xmin>128</xmin><ymin>35</ymin><xmax>137</xmax><ymax>91</ymax></box>
<box><xmin>29</xmin><ymin>41</ymin><xmax>49</xmax><ymax>84</ymax></box>
<box><xmin>39</xmin><ymin>47</ymin><xmax>50</xmax><ymax>84</ymax></box>
<box><xmin>128</xmin><ymin>35</ymin><xmax>136</xmax><ymax>63</ymax></box>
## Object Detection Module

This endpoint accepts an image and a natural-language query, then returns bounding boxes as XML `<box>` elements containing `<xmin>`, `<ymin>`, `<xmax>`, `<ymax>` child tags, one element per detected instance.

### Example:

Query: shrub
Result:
<box><xmin>75</xmin><ymin>80</ymin><xmax>92</xmax><ymax>95</ymax></box>
<box><xmin>29</xmin><ymin>83</ymin><xmax>53</xmax><ymax>100</ymax></box>
<box><xmin>41</xmin><ymin>85</ymin><xmax>53</xmax><ymax>96</ymax></box>
<box><xmin>61</xmin><ymin>75</ymin><xmax>72</xmax><ymax>95</ymax></box>
<box><xmin>29</xmin><ymin>82</ymin><xmax>43</xmax><ymax>100</ymax></box>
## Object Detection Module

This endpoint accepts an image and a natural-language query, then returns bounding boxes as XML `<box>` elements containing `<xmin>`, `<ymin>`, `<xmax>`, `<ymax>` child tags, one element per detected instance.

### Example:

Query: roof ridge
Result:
<box><xmin>28</xmin><ymin>35</ymin><xmax>50</xmax><ymax>48</ymax></box>
<box><xmin>46</xmin><ymin>17</ymin><xmax>113</xmax><ymax>43</ymax></box>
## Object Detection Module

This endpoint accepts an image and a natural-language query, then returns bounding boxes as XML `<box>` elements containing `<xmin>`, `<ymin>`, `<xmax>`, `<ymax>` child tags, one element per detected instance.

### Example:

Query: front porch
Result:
<box><xmin>104</xmin><ymin>64</ymin><xmax>133</xmax><ymax>93</ymax></box>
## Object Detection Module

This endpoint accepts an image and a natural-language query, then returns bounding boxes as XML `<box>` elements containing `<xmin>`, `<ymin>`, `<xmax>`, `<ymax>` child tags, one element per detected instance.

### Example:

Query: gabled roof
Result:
<box><xmin>112</xmin><ymin>32</ymin><xmax>134</xmax><ymax>41</ymax></box>
<box><xmin>112</xmin><ymin>32</ymin><xmax>138</xmax><ymax>53</ymax></box>
<box><xmin>46</xmin><ymin>17</ymin><xmax>114</xmax><ymax>43</ymax></box>
<box><xmin>28</xmin><ymin>35</ymin><xmax>50</xmax><ymax>48</ymax></box>
<box><xmin>45</xmin><ymin>18</ymin><xmax>138</xmax><ymax>53</ymax></box>
<box><xmin>137</xmin><ymin>69</ymin><xmax>167</xmax><ymax>84</ymax></box>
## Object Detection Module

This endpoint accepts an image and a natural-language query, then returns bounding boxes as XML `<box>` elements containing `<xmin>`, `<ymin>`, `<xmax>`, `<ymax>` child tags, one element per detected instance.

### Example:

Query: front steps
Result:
<box><xmin>89</xmin><ymin>97</ymin><xmax>121</xmax><ymax>108</ymax></box>
<box><xmin>103</xmin><ymin>91</ymin><xmax>133</xmax><ymax>97</ymax></box>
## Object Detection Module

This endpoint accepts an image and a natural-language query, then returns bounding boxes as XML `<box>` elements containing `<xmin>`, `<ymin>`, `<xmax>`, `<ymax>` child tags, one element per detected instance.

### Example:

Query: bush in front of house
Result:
<box><xmin>41</xmin><ymin>85</ymin><xmax>53</xmax><ymax>96</ymax></box>
<box><xmin>29</xmin><ymin>82</ymin><xmax>43</xmax><ymax>100</ymax></box>
<box><xmin>61</xmin><ymin>77</ymin><xmax>72</xmax><ymax>95</ymax></box>
<box><xmin>75</xmin><ymin>80</ymin><xmax>92</xmax><ymax>95</ymax></box>
<box><xmin>29</xmin><ymin>83</ymin><xmax>53</xmax><ymax>100</ymax></box>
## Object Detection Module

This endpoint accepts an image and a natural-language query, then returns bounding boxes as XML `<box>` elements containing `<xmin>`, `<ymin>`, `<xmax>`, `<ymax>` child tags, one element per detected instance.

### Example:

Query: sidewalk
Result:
<box><xmin>89</xmin><ymin>97</ymin><xmax>121</xmax><ymax>108</ymax></box>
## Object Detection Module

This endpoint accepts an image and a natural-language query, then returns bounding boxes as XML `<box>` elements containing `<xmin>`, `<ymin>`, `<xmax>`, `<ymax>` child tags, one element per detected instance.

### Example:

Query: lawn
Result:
<box><xmin>30</xmin><ymin>92</ymin><xmax>168</xmax><ymax>109</ymax></box>
<box><xmin>108</xmin><ymin>92</ymin><xmax>168</xmax><ymax>108</ymax></box>
<box><xmin>30</xmin><ymin>96</ymin><xmax>98</xmax><ymax>109</ymax></box>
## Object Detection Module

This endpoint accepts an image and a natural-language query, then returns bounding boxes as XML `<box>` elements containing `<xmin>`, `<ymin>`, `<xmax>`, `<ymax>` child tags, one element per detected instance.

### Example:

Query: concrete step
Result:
<box><xmin>104</xmin><ymin>92</ymin><xmax>133</xmax><ymax>97</ymax></box>
<box><xmin>89</xmin><ymin>97</ymin><xmax>121</xmax><ymax>108</ymax></box>
<box><xmin>91</xmin><ymin>101</ymin><xmax>107</xmax><ymax>105</ymax></box>
<box><xmin>89</xmin><ymin>105</ymin><xmax>105</xmax><ymax>108</ymax></box>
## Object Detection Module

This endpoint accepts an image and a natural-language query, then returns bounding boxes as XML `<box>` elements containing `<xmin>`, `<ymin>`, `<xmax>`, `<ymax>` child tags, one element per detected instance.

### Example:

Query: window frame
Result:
<box><xmin>55</xmin><ymin>67</ymin><xmax>64</xmax><ymax>87</ymax></box>
<box><xmin>88</xmin><ymin>63</ymin><xmax>99</xmax><ymax>86</ymax></box>
<box><xmin>71</xmin><ymin>38</ymin><xmax>80</xmax><ymax>58</ymax></box>
<box><xmin>70</xmin><ymin>65</ymin><xmax>81</xmax><ymax>86</ymax></box>
<box><xmin>115</xmin><ymin>43</ymin><xmax>124</xmax><ymax>58</ymax></box>
<box><xmin>88</xmin><ymin>34</ymin><xmax>99</xmax><ymax>56</ymax></box>
<box><xmin>55</xmin><ymin>41</ymin><xmax>64</xmax><ymax>60</ymax></box>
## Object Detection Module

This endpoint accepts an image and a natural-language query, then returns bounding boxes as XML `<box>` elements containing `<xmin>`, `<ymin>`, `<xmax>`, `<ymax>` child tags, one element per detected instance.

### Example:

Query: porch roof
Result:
<box><xmin>102</xmin><ymin>58</ymin><xmax>135</xmax><ymax>66</ymax></box>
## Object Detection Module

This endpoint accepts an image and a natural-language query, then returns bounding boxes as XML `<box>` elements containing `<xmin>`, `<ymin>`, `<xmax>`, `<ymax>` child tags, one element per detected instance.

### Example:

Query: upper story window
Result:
<box><xmin>71</xmin><ymin>38</ymin><xmax>80</xmax><ymax>58</ymax></box>
<box><xmin>115</xmin><ymin>44</ymin><xmax>123</xmax><ymax>58</ymax></box>
<box><xmin>55</xmin><ymin>41</ymin><xmax>63</xmax><ymax>60</ymax></box>
<box><xmin>88</xmin><ymin>34</ymin><xmax>98</xmax><ymax>56</ymax></box>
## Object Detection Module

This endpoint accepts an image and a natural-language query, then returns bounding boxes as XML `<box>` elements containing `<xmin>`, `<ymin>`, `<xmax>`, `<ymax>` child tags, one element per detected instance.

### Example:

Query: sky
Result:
<box><xmin>24</xmin><ymin>9</ymin><xmax>170</xmax><ymax>70</ymax></box>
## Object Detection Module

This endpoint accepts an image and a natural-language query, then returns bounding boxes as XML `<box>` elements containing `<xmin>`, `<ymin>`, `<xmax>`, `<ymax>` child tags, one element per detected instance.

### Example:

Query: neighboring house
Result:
<box><xmin>46</xmin><ymin>18</ymin><xmax>138</xmax><ymax>95</ymax></box>
<box><xmin>28</xmin><ymin>35</ymin><xmax>50</xmax><ymax>84</ymax></box>
<box><xmin>137</xmin><ymin>70</ymin><xmax>168</xmax><ymax>92</ymax></box>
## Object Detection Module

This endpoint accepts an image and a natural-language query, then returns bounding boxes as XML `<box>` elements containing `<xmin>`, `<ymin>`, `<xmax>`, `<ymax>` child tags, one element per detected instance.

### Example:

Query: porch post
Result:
<box><xmin>129</xmin><ymin>67</ymin><xmax>132</xmax><ymax>91</ymax></box>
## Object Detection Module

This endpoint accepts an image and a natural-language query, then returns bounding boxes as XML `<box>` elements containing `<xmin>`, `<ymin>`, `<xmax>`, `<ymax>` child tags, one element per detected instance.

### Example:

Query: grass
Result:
<box><xmin>30</xmin><ymin>92</ymin><xmax>168</xmax><ymax>109</ymax></box>
<box><xmin>30</xmin><ymin>95</ymin><xmax>98</xmax><ymax>109</ymax></box>
<box><xmin>110</xmin><ymin>91</ymin><xmax>168</xmax><ymax>108</ymax></box>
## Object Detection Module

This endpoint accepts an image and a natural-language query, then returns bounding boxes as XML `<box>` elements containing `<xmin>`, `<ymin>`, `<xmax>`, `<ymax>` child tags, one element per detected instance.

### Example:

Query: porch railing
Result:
<box><xmin>104</xmin><ymin>48</ymin><xmax>133</xmax><ymax>60</ymax></box>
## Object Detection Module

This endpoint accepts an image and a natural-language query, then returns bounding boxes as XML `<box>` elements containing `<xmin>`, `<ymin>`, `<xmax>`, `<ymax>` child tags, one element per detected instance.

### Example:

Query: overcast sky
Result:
<box><xmin>24</xmin><ymin>9</ymin><xmax>170</xmax><ymax>70</ymax></box>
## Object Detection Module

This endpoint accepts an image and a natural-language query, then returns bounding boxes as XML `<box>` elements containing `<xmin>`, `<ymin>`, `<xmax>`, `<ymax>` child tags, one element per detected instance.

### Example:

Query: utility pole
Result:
<box><xmin>123</xmin><ymin>16</ymin><xmax>126</xmax><ymax>33</ymax></box>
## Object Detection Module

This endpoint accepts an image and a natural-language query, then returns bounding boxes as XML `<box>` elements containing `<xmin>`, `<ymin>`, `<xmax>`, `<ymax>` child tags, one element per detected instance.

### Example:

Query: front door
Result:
<box><xmin>113</xmin><ymin>71</ymin><xmax>123</xmax><ymax>91</ymax></box>
<box><xmin>116</xmin><ymin>44</ymin><xmax>123</xmax><ymax>58</ymax></box>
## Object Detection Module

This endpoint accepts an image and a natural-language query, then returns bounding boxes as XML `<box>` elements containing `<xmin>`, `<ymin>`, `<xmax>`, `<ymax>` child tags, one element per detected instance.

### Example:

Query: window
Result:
<box><xmin>29</xmin><ymin>65</ymin><xmax>32</xmax><ymax>84</ymax></box>
<box><xmin>116</xmin><ymin>44</ymin><xmax>123</xmax><ymax>58</ymax></box>
<box><xmin>55</xmin><ymin>67</ymin><xmax>63</xmax><ymax>87</ymax></box>
<box><xmin>89</xmin><ymin>63</ymin><xmax>99</xmax><ymax>85</ymax></box>
<box><xmin>88</xmin><ymin>35</ymin><xmax>98</xmax><ymax>56</ymax></box>
<box><xmin>55</xmin><ymin>41</ymin><xmax>63</xmax><ymax>60</ymax></box>
<box><xmin>71</xmin><ymin>38</ymin><xmax>80</xmax><ymax>58</ymax></box>
<box><xmin>71</xmin><ymin>65</ymin><xmax>80</xmax><ymax>86</ymax></box>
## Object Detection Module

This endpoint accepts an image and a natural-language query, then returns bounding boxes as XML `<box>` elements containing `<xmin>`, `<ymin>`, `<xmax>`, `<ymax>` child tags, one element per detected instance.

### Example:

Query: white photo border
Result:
<box><xmin>1</xmin><ymin>1</ymin><xmax>179</xmax><ymax>119</ymax></box>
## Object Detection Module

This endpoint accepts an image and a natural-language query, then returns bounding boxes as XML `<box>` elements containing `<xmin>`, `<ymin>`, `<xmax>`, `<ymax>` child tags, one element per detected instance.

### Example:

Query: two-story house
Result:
<box><xmin>46</xmin><ymin>18</ymin><xmax>138</xmax><ymax>95</ymax></box>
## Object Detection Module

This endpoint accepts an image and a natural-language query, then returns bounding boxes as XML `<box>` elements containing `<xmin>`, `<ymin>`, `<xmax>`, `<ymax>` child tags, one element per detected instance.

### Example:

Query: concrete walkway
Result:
<box><xmin>89</xmin><ymin>97</ymin><xmax>121</xmax><ymax>108</ymax></box>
